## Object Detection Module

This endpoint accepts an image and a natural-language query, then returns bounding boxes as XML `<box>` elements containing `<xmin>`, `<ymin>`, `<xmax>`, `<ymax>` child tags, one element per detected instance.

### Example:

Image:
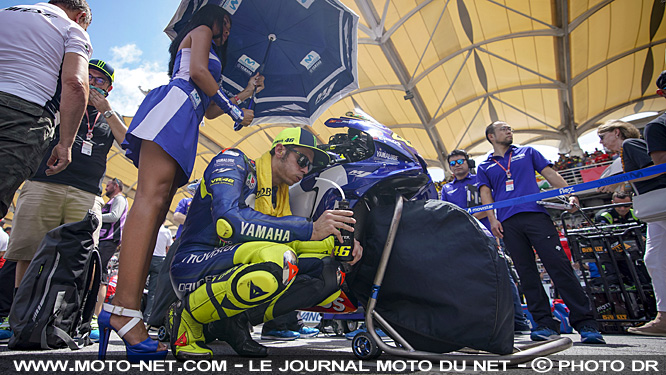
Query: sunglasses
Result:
<box><xmin>449</xmin><ymin>159</ymin><xmax>466</xmax><ymax>167</ymax></box>
<box><xmin>288</xmin><ymin>147</ymin><xmax>312</xmax><ymax>172</ymax></box>
<box><xmin>89</xmin><ymin>74</ymin><xmax>108</xmax><ymax>86</ymax></box>
<box><xmin>109</xmin><ymin>178</ymin><xmax>122</xmax><ymax>188</ymax></box>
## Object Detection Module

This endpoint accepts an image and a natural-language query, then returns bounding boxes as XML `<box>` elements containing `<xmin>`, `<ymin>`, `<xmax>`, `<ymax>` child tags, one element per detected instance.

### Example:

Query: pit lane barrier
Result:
<box><xmin>466</xmin><ymin>163</ymin><xmax>666</xmax><ymax>214</ymax></box>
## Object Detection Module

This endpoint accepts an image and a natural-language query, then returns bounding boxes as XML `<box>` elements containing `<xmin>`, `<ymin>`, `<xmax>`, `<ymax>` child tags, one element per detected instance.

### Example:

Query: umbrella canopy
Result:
<box><xmin>165</xmin><ymin>0</ymin><xmax>359</xmax><ymax>126</ymax></box>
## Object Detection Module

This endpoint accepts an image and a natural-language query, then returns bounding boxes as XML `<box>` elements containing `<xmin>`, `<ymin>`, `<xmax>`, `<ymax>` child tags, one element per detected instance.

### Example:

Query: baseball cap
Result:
<box><xmin>657</xmin><ymin>70</ymin><xmax>666</xmax><ymax>90</ymax></box>
<box><xmin>89</xmin><ymin>59</ymin><xmax>115</xmax><ymax>84</ymax></box>
<box><xmin>271</xmin><ymin>128</ymin><xmax>330</xmax><ymax>167</ymax></box>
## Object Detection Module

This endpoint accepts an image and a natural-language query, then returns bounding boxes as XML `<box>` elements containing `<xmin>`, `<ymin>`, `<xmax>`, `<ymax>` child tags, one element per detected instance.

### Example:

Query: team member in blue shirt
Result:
<box><xmin>440</xmin><ymin>149</ymin><xmax>491</xmax><ymax>231</ymax></box>
<box><xmin>441</xmin><ymin>149</ymin><xmax>531</xmax><ymax>334</ymax></box>
<box><xmin>477</xmin><ymin>121</ymin><xmax>605</xmax><ymax>344</ymax></box>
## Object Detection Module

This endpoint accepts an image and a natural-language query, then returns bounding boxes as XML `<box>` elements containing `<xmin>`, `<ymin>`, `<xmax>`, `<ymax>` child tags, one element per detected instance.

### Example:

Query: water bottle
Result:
<box><xmin>333</xmin><ymin>199</ymin><xmax>354</xmax><ymax>262</ymax></box>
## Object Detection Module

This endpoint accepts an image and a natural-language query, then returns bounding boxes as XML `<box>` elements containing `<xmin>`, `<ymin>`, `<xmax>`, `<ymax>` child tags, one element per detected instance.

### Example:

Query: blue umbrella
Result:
<box><xmin>164</xmin><ymin>0</ymin><xmax>359</xmax><ymax>127</ymax></box>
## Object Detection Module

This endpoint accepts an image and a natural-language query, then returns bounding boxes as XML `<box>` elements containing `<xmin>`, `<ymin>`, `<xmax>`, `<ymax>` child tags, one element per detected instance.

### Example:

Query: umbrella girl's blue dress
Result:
<box><xmin>122</xmin><ymin>42</ymin><xmax>221</xmax><ymax>187</ymax></box>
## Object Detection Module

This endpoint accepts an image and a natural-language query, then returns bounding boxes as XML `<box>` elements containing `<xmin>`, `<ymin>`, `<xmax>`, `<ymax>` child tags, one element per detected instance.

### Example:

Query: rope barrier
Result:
<box><xmin>466</xmin><ymin>163</ymin><xmax>666</xmax><ymax>214</ymax></box>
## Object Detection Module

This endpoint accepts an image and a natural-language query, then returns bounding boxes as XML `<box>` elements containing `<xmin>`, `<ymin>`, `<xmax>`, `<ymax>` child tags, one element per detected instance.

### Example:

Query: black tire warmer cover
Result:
<box><xmin>349</xmin><ymin>199</ymin><xmax>514</xmax><ymax>355</ymax></box>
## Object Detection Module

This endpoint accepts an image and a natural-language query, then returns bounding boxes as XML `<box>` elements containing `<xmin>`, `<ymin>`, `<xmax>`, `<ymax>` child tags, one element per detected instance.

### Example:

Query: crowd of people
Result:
<box><xmin>0</xmin><ymin>1</ymin><xmax>359</xmax><ymax>361</ymax></box>
<box><xmin>0</xmin><ymin>0</ymin><xmax>665</xmax><ymax>364</ymax></box>
<box><xmin>552</xmin><ymin>149</ymin><xmax>616</xmax><ymax>171</ymax></box>
<box><xmin>440</xmin><ymin>122</ymin><xmax>606</xmax><ymax>344</ymax></box>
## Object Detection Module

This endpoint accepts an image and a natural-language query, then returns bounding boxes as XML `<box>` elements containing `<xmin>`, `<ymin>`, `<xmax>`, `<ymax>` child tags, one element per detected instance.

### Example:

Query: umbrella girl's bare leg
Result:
<box><xmin>102</xmin><ymin>140</ymin><xmax>181</xmax><ymax>357</ymax></box>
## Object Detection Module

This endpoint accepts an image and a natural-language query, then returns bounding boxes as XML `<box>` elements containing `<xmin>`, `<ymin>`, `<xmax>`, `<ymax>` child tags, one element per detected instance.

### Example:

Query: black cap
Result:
<box><xmin>89</xmin><ymin>59</ymin><xmax>115</xmax><ymax>84</ymax></box>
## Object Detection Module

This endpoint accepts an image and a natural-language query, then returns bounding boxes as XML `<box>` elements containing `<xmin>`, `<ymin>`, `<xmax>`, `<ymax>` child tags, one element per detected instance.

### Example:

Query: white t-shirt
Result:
<box><xmin>153</xmin><ymin>226</ymin><xmax>173</xmax><ymax>257</ymax></box>
<box><xmin>0</xmin><ymin>3</ymin><xmax>93</xmax><ymax>106</ymax></box>
<box><xmin>0</xmin><ymin>227</ymin><xmax>8</xmax><ymax>253</ymax></box>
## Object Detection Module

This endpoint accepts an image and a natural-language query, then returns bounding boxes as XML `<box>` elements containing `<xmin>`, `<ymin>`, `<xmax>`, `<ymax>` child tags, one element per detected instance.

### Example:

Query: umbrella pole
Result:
<box><xmin>248</xmin><ymin>34</ymin><xmax>276</xmax><ymax>110</ymax></box>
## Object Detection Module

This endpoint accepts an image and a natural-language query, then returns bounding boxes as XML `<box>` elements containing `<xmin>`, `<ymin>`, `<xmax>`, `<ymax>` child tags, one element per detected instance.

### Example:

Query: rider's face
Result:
<box><xmin>275</xmin><ymin>145</ymin><xmax>314</xmax><ymax>186</ymax></box>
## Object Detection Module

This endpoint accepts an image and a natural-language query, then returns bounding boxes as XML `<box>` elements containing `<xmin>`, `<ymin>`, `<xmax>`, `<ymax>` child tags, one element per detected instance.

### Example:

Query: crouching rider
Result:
<box><xmin>170</xmin><ymin>128</ymin><xmax>362</xmax><ymax>360</ymax></box>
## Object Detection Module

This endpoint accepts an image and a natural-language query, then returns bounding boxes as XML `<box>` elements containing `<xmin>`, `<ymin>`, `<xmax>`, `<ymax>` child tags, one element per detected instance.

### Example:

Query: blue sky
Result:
<box><xmin>1</xmin><ymin>0</ymin><xmax>184</xmax><ymax>115</ymax></box>
<box><xmin>83</xmin><ymin>0</ymin><xmax>181</xmax><ymax>66</ymax></box>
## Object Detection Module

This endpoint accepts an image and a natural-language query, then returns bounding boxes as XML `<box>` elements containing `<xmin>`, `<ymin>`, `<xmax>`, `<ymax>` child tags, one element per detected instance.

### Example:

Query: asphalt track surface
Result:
<box><xmin>1</xmin><ymin>325</ymin><xmax>665</xmax><ymax>375</ymax></box>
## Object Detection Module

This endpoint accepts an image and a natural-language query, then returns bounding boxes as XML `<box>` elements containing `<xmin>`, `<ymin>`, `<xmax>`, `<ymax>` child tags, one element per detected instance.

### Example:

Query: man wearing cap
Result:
<box><xmin>169</xmin><ymin>127</ymin><xmax>361</xmax><ymax>360</ymax></box>
<box><xmin>0</xmin><ymin>0</ymin><xmax>93</xmax><ymax>219</ymax></box>
<box><xmin>4</xmin><ymin>59</ymin><xmax>126</xmax><ymax>295</ymax></box>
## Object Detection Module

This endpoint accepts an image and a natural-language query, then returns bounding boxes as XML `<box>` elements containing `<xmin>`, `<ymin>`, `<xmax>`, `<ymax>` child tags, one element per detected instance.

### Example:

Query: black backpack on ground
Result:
<box><xmin>9</xmin><ymin>211</ymin><xmax>101</xmax><ymax>350</ymax></box>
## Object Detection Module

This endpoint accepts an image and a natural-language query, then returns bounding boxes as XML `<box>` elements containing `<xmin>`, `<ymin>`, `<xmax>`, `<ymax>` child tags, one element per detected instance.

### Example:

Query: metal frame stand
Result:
<box><xmin>352</xmin><ymin>195</ymin><xmax>572</xmax><ymax>364</ymax></box>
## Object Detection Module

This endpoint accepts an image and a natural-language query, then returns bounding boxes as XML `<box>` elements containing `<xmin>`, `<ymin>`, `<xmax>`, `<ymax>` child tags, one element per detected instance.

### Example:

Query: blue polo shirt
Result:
<box><xmin>476</xmin><ymin>145</ymin><xmax>552</xmax><ymax>222</ymax></box>
<box><xmin>441</xmin><ymin>173</ymin><xmax>492</xmax><ymax>231</ymax></box>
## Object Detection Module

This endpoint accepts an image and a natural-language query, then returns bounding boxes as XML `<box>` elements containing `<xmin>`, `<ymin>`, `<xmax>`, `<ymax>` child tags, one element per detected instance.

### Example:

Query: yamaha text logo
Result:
<box><xmin>315</xmin><ymin>80</ymin><xmax>337</xmax><ymax>105</ymax></box>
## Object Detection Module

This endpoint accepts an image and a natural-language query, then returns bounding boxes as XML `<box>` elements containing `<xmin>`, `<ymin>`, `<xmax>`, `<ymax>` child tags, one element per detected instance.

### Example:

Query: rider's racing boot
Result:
<box><xmin>171</xmin><ymin>300</ymin><xmax>213</xmax><ymax>361</ymax></box>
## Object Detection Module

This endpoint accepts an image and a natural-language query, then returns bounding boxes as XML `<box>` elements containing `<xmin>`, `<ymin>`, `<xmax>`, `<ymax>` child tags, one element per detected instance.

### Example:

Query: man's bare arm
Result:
<box><xmin>45</xmin><ymin>52</ymin><xmax>89</xmax><ymax>175</ymax></box>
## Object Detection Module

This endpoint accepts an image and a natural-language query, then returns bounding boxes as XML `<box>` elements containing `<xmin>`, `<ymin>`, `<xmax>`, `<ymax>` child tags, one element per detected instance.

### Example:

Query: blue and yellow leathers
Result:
<box><xmin>170</xmin><ymin>149</ymin><xmax>341</xmax><ymax>358</ymax></box>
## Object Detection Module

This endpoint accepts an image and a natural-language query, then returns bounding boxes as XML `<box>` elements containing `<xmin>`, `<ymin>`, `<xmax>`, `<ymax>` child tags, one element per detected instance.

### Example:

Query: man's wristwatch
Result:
<box><xmin>103</xmin><ymin>110</ymin><xmax>114</xmax><ymax>119</ymax></box>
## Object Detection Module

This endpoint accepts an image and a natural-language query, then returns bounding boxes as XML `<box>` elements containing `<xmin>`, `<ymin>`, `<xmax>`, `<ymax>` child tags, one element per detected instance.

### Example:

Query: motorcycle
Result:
<box><xmin>291</xmin><ymin>115</ymin><xmax>437</xmax><ymax>229</ymax></box>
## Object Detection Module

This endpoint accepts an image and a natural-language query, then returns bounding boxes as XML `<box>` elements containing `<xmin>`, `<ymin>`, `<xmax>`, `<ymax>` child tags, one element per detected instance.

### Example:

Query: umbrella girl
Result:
<box><xmin>98</xmin><ymin>4</ymin><xmax>264</xmax><ymax>361</ymax></box>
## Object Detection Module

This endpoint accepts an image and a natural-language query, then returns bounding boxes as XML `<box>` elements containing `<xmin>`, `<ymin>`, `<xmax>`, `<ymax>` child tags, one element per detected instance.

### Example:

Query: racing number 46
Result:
<box><xmin>334</xmin><ymin>245</ymin><xmax>352</xmax><ymax>257</ymax></box>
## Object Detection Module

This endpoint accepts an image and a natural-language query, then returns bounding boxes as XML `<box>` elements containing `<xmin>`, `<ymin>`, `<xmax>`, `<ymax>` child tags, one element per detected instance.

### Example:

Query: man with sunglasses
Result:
<box><xmin>4</xmin><ymin>59</ymin><xmax>126</xmax><ymax>301</ymax></box>
<box><xmin>594</xmin><ymin>191</ymin><xmax>639</xmax><ymax>225</ymax></box>
<box><xmin>588</xmin><ymin>191</ymin><xmax>649</xmax><ymax>290</ymax></box>
<box><xmin>477</xmin><ymin>120</ymin><xmax>604</xmax><ymax>345</ymax></box>
<box><xmin>441</xmin><ymin>149</ymin><xmax>532</xmax><ymax>335</ymax></box>
<box><xmin>169</xmin><ymin>127</ymin><xmax>362</xmax><ymax>360</ymax></box>
<box><xmin>440</xmin><ymin>149</ymin><xmax>491</xmax><ymax>231</ymax></box>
